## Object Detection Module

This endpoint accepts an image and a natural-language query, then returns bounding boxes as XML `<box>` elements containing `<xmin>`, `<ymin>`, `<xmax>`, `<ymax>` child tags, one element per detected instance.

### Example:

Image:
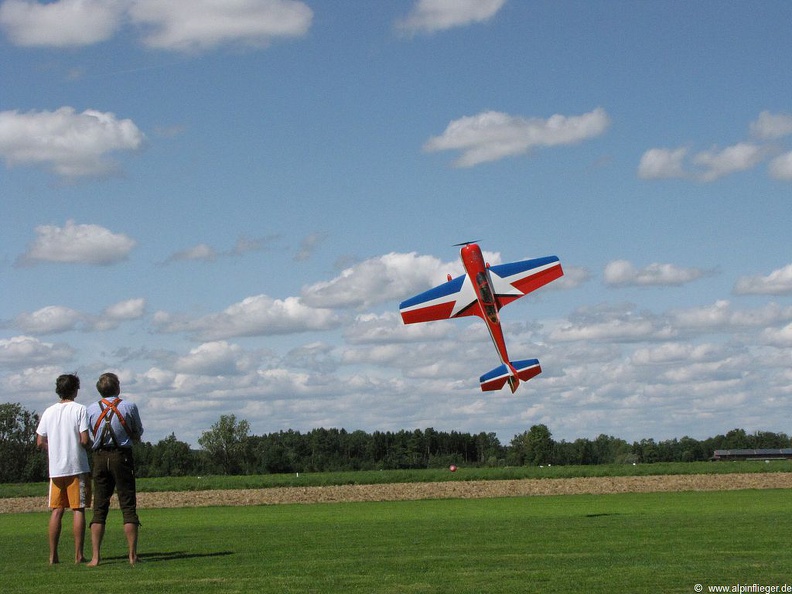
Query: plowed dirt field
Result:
<box><xmin>3</xmin><ymin>473</ymin><xmax>792</xmax><ymax>513</ymax></box>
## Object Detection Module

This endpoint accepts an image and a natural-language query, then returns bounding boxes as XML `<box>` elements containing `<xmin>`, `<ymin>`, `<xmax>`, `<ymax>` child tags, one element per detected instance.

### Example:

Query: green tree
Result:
<box><xmin>0</xmin><ymin>403</ymin><xmax>45</xmax><ymax>483</ymax></box>
<box><xmin>510</xmin><ymin>424</ymin><xmax>554</xmax><ymax>466</ymax></box>
<box><xmin>198</xmin><ymin>414</ymin><xmax>251</xmax><ymax>475</ymax></box>
<box><xmin>150</xmin><ymin>433</ymin><xmax>196</xmax><ymax>476</ymax></box>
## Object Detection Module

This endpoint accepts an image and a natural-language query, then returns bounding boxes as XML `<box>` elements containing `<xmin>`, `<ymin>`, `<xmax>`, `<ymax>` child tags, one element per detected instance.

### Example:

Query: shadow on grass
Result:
<box><xmin>99</xmin><ymin>551</ymin><xmax>234</xmax><ymax>564</ymax></box>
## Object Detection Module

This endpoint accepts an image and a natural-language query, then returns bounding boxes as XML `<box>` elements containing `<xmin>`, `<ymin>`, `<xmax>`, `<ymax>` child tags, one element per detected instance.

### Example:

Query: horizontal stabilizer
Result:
<box><xmin>479</xmin><ymin>359</ymin><xmax>541</xmax><ymax>392</ymax></box>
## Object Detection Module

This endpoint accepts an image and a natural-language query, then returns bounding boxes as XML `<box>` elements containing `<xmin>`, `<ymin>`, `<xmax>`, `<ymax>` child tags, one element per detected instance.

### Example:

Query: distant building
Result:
<box><xmin>712</xmin><ymin>449</ymin><xmax>792</xmax><ymax>461</ymax></box>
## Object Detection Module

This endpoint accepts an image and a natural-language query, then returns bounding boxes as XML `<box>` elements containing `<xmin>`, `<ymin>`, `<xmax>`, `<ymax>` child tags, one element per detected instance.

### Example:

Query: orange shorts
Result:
<box><xmin>48</xmin><ymin>474</ymin><xmax>92</xmax><ymax>510</ymax></box>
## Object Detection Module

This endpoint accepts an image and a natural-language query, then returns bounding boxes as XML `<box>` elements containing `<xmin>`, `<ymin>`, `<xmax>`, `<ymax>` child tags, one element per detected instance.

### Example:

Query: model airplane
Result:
<box><xmin>399</xmin><ymin>242</ymin><xmax>563</xmax><ymax>393</ymax></box>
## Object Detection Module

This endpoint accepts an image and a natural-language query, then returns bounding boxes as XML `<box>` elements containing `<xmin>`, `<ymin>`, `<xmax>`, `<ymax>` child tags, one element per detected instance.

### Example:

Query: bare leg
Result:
<box><xmin>87</xmin><ymin>523</ymin><xmax>105</xmax><ymax>567</ymax></box>
<box><xmin>48</xmin><ymin>508</ymin><xmax>65</xmax><ymax>564</ymax></box>
<box><xmin>124</xmin><ymin>523</ymin><xmax>139</xmax><ymax>565</ymax></box>
<box><xmin>73</xmin><ymin>509</ymin><xmax>86</xmax><ymax>563</ymax></box>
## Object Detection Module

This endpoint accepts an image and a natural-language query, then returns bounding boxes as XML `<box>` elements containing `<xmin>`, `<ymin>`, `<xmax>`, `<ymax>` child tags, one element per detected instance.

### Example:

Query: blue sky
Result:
<box><xmin>2</xmin><ymin>0</ymin><xmax>791</xmax><ymax>448</ymax></box>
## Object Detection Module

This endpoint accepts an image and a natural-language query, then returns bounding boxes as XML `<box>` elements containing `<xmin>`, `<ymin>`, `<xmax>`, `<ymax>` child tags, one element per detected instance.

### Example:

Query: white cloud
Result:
<box><xmin>548</xmin><ymin>303</ymin><xmax>674</xmax><ymax>343</ymax></box>
<box><xmin>604</xmin><ymin>260</ymin><xmax>712</xmax><ymax>287</ymax></box>
<box><xmin>13</xmin><ymin>306</ymin><xmax>83</xmax><ymax>334</ymax></box>
<box><xmin>734</xmin><ymin>264</ymin><xmax>792</xmax><ymax>295</ymax></box>
<box><xmin>173</xmin><ymin>341</ymin><xmax>249</xmax><ymax>376</ymax></box>
<box><xmin>761</xmin><ymin>323</ymin><xmax>792</xmax><ymax>347</ymax></box>
<box><xmin>0</xmin><ymin>335</ymin><xmax>75</xmax><ymax>367</ymax></box>
<box><xmin>17</xmin><ymin>220</ymin><xmax>137</xmax><ymax>266</ymax></box>
<box><xmin>153</xmin><ymin>294</ymin><xmax>342</xmax><ymax>340</ymax></box>
<box><xmin>344</xmin><ymin>312</ymin><xmax>453</xmax><ymax>345</ymax></box>
<box><xmin>0</xmin><ymin>0</ymin><xmax>125</xmax><ymax>47</ymax></box>
<box><xmin>768</xmin><ymin>151</ymin><xmax>792</xmax><ymax>181</ymax></box>
<box><xmin>396</xmin><ymin>0</ymin><xmax>506</xmax><ymax>34</ymax></box>
<box><xmin>92</xmin><ymin>298</ymin><xmax>146</xmax><ymax>330</ymax></box>
<box><xmin>301</xmin><ymin>252</ymin><xmax>459</xmax><ymax>309</ymax></box>
<box><xmin>423</xmin><ymin>108</ymin><xmax>610</xmax><ymax>167</ymax></box>
<box><xmin>670</xmin><ymin>300</ymin><xmax>792</xmax><ymax>331</ymax></box>
<box><xmin>631</xmin><ymin>342</ymin><xmax>727</xmax><ymax>365</ymax></box>
<box><xmin>546</xmin><ymin>265</ymin><xmax>590</xmax><ymax>290</ymax></box>
<box><xmin>692</xmin><ymin>142</ymin><xmax>765</xmax><ymax>182</ymax></box>
<box><xmin>0</xmin><ymin>107</ymin><xmax>145</xmax><ymax>178</ymax></box>
<box><xmin>637</xmin><ymin>147</ymin><xmax>688</xmax><ymax>179</ymax></box>
<box><xmin>11</xmin><ymin>298</ymin><xmax>145</xmax><ymax>334</ymax></box>
<box><xmin>103</xmin><ymin>298</ymin><xmax>146</xmax><ymax>321</ymax></box>
<box><xmin>129</xmin><ymin>0</ymin><xmax>313</xmax><ymax>52</ymax></box>
<box><xmin>750</xmin><ymin>111</ymin><xmax>792</xmax><ymax>140</ymax></box>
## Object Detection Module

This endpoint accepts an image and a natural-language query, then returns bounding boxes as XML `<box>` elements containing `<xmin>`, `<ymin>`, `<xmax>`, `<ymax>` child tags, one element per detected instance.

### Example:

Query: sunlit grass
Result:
<box><xmin>2</xmin><ymin>489</ymin><xmax>791</xmax><ymax>593</ymax></box>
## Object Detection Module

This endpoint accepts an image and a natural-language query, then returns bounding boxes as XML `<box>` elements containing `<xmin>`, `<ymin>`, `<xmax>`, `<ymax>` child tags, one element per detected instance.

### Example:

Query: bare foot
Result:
<box><xmin>87</xmin><ymin>558</ymin><xmax>100</xmax><ymax>567</ymax></box>
<box><xmin>75</xmin><ymin>556</ymin><xmax>85</xmax><ymax>564</ymax></box>
<box><xmin>49</xmin><ymin>558</ymin><xmax>60</xmax><ymax>565</ymax></box>
<box><xmin>129</xmin><ymin>555</ymin><xmax>140</xmax><ymax>566</ymax></box>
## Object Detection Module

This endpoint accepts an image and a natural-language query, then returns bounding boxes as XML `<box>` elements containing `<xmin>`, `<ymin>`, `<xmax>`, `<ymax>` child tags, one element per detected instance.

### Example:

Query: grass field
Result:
<box><xmin>2</xmin><ymin>488</ymin><xmax>791</xmax><ymax>593</ymax></box>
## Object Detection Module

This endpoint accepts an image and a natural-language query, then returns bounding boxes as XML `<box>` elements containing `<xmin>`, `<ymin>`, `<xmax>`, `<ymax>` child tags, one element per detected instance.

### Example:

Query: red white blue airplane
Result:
<box><xmin>399</xmin><ymin>243</ymin><xmax>563</xmax><ymax>393</ymax></box>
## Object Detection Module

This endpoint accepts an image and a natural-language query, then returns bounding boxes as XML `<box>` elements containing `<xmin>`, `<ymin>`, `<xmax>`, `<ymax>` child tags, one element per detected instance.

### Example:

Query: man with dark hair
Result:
<box><xmin>36</xmin><ymin>374</ymin><xmax>92</xmax><ymax>564</ymax></box>
<box><xmin>86</xmin><ymin>372</ymin><xmax>144</xmax><ymax>566</ymax></box>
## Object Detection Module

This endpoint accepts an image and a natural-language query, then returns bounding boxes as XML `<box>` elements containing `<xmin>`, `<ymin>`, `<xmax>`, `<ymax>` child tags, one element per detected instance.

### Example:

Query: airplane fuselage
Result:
<box><xmin>460</xmin><ymin>243</ymin><xmax>512</xmax><ymax>371</ymax></box>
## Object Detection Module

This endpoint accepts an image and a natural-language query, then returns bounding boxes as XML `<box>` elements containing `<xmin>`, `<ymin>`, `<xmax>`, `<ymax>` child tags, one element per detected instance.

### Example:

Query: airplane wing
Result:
<box><xmin>488</xmin><ymin>256</ymin><xmax>563</xmax><ymax>308</ymax></box>
<box><xmin>399</xmin><ymin>274</ymin><xmax>479</xmax><ymax>324</ymax></box>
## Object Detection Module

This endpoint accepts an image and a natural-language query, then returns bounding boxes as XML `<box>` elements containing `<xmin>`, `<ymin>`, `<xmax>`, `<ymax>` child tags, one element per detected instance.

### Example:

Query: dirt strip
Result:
<box><xmin>4</xmin><ymin>472</ymin><xmax>792</xmax><ymax>514</ymax></box>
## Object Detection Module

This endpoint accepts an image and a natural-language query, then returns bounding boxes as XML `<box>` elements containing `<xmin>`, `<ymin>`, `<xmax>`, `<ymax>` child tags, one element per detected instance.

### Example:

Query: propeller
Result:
<box><xmin>453</xmin><ymin>240</ymin><xmax>481</xmax><ymax>246</ymax></box>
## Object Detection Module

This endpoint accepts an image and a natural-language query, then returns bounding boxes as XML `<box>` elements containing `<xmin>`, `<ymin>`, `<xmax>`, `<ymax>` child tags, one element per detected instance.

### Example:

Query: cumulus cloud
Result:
<box><xmin>423</xmin><ymin>108</ymin><xmax>610</xmax><ymax>167</ymax></box>
<box><xmin>637</xmin><ymin>147</ymin><xmax>688</xmax><ymax>180</ymax></box>
<box><xmin>93</xmin><ymin>298</ymin><xmax>146</xmax><ymax>330</ymax></box>
<box><xmin>13</xmin><ymin>306</ymin><xmax>83</xmax><ymax>334</ymax></box>
<box><xmin>551</xmin><ymin>265</ymin><xmax>591</xmax><ymax>290</ymax></box>
<box><xmin>396</xmin><ymin>0</ymin><xmax>506</xmax><ymax>35</ymax></box>
<box><xmin>0</xmin><ymin>335</ymin><xmax>74</xmax><ymax>367</ymax></box>
<box><xmin>761</xmin><ymin>322</ymin><xmax>792</xmax><ymax>347</ymax></box>
<box><xmin>638</xmin><ymin>143</ymin><xmax>766</xmax><ymax>182</ymax></box>
<box><xmin>631</xmin><ymin>342</ymin><xmax>727</xmax><ymax>365</ymax></box>
<box><xmin>301</xmin><ymin>252</ymin><xmax>459</xmax><ymax>309</ymax></box>
<box><xmin>17</xmin><ymin>221</ymin><xmax>136</xmax><ymax>266</ymax></box>
<box><xmin>670</xmin><ymin>300</ymin><xmax>792</xmax><ymax>331</ymax></box>
<box><xmin>11</xmin><ymin>298</ymin><xmax>145</xmax><ymax>334</ymax></box>
<box><xmin>153</xmin><ymin>294</ymin><xmax>342</xmax><ymax>341</ymax></box>
<box><xmin>604</xmin><ymin>260</ymin><xmax>713</xmax><ymax>287</ymax></box>
<box><xmin>0</xmin><ymin>0</ymin><xmax>313</xmax><ymax>52</ymax></box>
<box><xmin>173</xmin><ymin>341</ymin><xmax>249</xmax><ymax>376</ymax></box>
<box><xmin>734</xmin><ymin>264</ymin><xmax>792</xmax><ymax>295</ymax></box>
<box><xmin>691</xmin><ymin>142</ymin><xmax>766</xmax><ymax>182</ymax></box>
<box><xmin>750</xmin><ymin>111</ymin><xmax>792</xmax><ymax>140</ymax></box>
<box><xmin>640</xmin><ymin>111</ymin><xmax>792</xmax><ymax>182</ymax></box>
<box><xmin>129</xmin><ymin>0</ymin><xmax>313</xmax><ymax>52</ymax></box>
<box><xmin>0</xmin><ymin>107</ymin><xmax>145</xmax><ymax>178</ymax></box>
<box><xmin>0</xmin><ymin>0</ymin><xmax>125</xmax><ymax>47</ymax></box>
<box><xmin>547</xmin><ymin>303</ymin><xmax>676</xmax><ymax>344</ymax></box>
<box><xmin>768</xmin><ymin>151</ymin><xmax>792</xmax><ymax>181</ymax></box>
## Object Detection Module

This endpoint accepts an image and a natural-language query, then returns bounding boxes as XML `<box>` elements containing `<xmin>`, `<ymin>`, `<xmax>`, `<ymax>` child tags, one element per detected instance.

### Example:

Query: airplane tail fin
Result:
<box><xmin>479</xmin><ymin>359</ymin><xmax>541</xmax><ymax>392</ymax></box>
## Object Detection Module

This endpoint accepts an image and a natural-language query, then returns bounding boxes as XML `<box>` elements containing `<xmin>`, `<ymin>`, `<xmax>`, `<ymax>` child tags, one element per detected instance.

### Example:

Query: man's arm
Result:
<box><xmin>80</xmin><ymin>429</ymin><xmax>90</xmax><ymax>449</ymax></box>
<box><xmin>36</xmin><ymin>434</ymin><xmax>48</xmax><ymax>451</ymax></box>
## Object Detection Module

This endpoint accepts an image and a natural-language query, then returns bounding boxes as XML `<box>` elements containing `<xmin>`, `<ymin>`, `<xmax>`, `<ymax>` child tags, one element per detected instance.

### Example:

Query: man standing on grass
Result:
<box><xmin>86</xmin><ymin>372</ymin><xmax>144</xmax><ymax>567</ymax></box>
<box><xmin>36</xmin><ymin>374</ymin><xmax>92</xmax><ymax>564</ymax></box>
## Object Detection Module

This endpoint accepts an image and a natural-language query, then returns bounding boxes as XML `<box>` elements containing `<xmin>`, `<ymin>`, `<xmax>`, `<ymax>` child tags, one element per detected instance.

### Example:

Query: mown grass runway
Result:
<box><xmin>2</xmin><ymin>488</ymin><xmax>791</xmax><ymax>593</ymax></box>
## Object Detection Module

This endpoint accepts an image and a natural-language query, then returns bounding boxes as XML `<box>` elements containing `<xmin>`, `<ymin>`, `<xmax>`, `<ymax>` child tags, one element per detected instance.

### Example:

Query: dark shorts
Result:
<box><xmin>90</xmin><ymin>448</ymin><xmax>139</xmax><ymax>526</ymax></box>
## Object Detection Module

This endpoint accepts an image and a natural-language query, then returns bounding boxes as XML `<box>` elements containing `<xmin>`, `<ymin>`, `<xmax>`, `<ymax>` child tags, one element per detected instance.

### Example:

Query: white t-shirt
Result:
<box><xmin>36</xmin><ymin>400</ymin><xmax>91</xmax><ymax>478</ymax></box>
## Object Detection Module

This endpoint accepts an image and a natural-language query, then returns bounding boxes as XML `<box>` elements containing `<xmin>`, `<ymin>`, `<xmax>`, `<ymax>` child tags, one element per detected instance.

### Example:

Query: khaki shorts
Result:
<box><xmin>48</xmin><ymin>474</ymin><xmax>92</xmax><ymax>510</ymax></box>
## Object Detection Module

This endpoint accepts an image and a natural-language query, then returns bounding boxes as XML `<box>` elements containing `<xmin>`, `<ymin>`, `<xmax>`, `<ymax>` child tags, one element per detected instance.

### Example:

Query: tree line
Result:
<box><xmin>2</xmin><ymin>403</ymin><xmax>790</xmax><ymax>483</ymax></box>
